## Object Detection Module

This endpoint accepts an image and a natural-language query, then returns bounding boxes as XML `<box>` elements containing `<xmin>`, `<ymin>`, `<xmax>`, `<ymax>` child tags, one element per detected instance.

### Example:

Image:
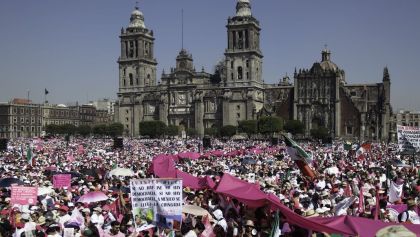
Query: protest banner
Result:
<box><xmin>53</xmin><ymin>174</ymin><xmax>71</xmax><ymax>188</ymax></box>
<box><xmin>397</xmin><ymin>125</ymin><xmax>420</xmax><ymax>152</ymax></box>
<box><xmin>130</xmin><ymin>178</ymin><xmax>182</xmax><ymax>230</ymax></box>
<box><xmin>11</xmin><ymin>186</ymin><xmax>38</xmax><ymax>205</ymax></box>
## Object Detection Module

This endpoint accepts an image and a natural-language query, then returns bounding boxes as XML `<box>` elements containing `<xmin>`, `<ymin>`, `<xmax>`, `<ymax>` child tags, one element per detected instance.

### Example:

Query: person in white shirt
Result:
<box><xmin>91</xmin><ymin>206</ymin><xmax>105</xmax><ymax>228</ymax></box>
<box><xmin>400</xmin><ymin>200</ymin><xmax>420</xmax><ymax>224</ymax></box>
<box><xmin>57</xmin><ymin>206</ymin><xmax>71</xmax><ymax>228</ymax></box>
<box><xmin>212</xmin><ymin>209</ymin><xmax>228</xmax><ymax>232</ymax></box>
<box><xmin>13</xmin><ymin>213</ymin><xmax>36</xmax><ymax>237</ymax></box>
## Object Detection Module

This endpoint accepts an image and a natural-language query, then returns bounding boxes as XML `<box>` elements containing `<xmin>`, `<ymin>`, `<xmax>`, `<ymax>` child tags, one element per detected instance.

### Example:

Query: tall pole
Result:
<box><xmin>27</xmin><ymin>90</ymin><xmax>30</xmax><ymax>102</ymax></box>
<box><xmin>181</xmin><ymin>9</ymin><xmax>184</xmax><ymax>50</ymax></box>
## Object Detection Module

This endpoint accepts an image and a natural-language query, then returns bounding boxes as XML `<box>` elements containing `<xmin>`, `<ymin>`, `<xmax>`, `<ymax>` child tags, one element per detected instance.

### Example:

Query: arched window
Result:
<box><xmin>237</xmin><ymin>66</ymin><xmax>243</xmax><ymax>79</ymax></box>
<box><xmin>129</xmin><ymin>73</ymin><xmax>133</xmax><ymax>86</ymax></box>
<box><xmin>146</xmin><ymin>74</ymin><xmax>151</xmax><ymax>85</ymax></box>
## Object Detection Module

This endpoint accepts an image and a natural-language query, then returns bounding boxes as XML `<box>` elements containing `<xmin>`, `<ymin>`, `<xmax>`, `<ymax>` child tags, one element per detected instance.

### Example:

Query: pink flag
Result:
<box><xmin>67</xmin><ymin>152</ymin><xmax>74</xmax><ymax>162</ymax></box>
<box><xmin>78</xmin><ymin>145</ymin><xmax>84</xmax><ymax>154</ymax></box>
<box><xmin>36</xmin><ymin>144</ymin><xmax>43</xmax><ymax>152</ymax></box>
<box><xmin>200</xmin><ymin>215</ymin><xmax>215</xmax><ymax>237</ymax></box>
<box><xmin>53</xmin><ymin>174</ymin><xmax>71</xmax><ymax>188</ymax></box>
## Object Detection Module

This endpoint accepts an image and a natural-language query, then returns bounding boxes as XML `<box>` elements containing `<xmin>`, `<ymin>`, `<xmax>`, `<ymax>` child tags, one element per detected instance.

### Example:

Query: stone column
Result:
<box><xmin>194</xmin><ymin>93</ymin><xmax>204</xmax><ymax>137</ymax></box>
<box><xmin>159</xmin><ymin>94</ymin><xmax>168</xmax><ymax>125</ymax></box>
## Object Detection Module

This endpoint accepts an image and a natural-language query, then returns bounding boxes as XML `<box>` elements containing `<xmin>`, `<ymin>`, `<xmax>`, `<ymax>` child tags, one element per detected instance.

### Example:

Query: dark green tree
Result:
<box><xmin>220</xmin><ymin>125</ymin><xmax>237</xmax><ymax>138</ymax></box>
<box><xmin>186</xmin><ymin>128</ymin><xmax>197</xmax><ymax>137</ymax></box>
<box><xmin>45</xmin><ymin>124</ymin><xmax>59</xmax><ymax>135</ymax></box>
<box><xmin>238</xmin><ymin>120</ymin><xmax>257</xmax><ymax>137</ymax></box>
<box><xmin>310</xmin><ymin>127</ymin><xmax>329</xmax><ymax>141</ymax></box>
<box><xmin>93</xmin><ymin>124</ymin><xmax>108</xmax><ymax>137</ymax></box>
<box><xmin>204</xmin><ymin>127</ymin><xmax>219</xmax><ymax>137</ymax></box>
<box><xmin>257</xmin><ymin>116</ymin><xmax>284</xmax><ymax>135</ymax></box>
<box><xmin>139</xmin><ymin>121</ymin><xmax>167</xmax><ymax>138</ymax></box>
<box><xmin>108</xmin><ymin>123</ymin><xmax>124</xmax><ymax>137</ymax></box>
<box><xmin>166</xmin><ymin>125</ymin><xmax>179</xmax><ymax>137</ymax></box>
<box><xmin>61</xmin><ymin>124</ymin><xmax>76</xmax><ymax>135</ymax></box>
<box><xmin>284</xmin><ymin>120</ymin><xmax>305</xmax><ymax>135</ymax></box>
<box><xmin>77</xmin><ymin>125</ymin><xmax>92</xmax><ymax>137</ymax></box>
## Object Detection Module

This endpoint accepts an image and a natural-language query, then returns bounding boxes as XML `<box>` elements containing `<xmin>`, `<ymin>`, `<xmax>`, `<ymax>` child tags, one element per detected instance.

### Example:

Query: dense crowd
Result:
<box><xmin>0</xmin><ymin>137</ymin><xmax>419</xmax><ymax>237</ymax></box>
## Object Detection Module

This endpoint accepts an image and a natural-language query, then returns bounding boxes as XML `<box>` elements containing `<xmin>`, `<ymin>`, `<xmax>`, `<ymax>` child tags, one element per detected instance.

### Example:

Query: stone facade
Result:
<box><xmin>0</xmin><ymin>102</ymin><xmax>43</xmax><ymax>138</ymax></box>
<box><xmin>115</xmin><ymin>1</ymin><xmax>392</xmax><ymax>141</ymax></box>
<box><xmin>0</xmin><ymin>102</ymin><xmax>114</xmax><ymax>139</ymax></box>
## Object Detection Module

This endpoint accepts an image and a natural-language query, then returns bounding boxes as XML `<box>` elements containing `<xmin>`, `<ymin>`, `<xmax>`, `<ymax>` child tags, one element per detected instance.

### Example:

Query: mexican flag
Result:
<box><xmin>26</xmin><ymin>145</ymin><xmax>35</xmax><ymax>166</ymax></box>
<box><xmin>283</xmin><ymin>135</ymin><xmax>313</xmax><ymax>164</ymax></box>
<box><xmin>355</xmin><ymin>142</ymin><xmax>371</xmax><ymax>160</ymax></box>
<box><xmin>269</xmin><ymin>211</ymin><xmax>281</xmax><ymax>237</ymax></box>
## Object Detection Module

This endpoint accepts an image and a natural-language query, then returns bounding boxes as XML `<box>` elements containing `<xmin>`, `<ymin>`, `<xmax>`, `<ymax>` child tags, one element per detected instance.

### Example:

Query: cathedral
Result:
<box><xmin>115</xmin><ymin>0</ymin><xmax>392</xmax><ymax>141</ymax></box>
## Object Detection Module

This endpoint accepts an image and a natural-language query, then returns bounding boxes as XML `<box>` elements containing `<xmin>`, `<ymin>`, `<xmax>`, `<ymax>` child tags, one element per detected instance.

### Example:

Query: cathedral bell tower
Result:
<box><xmin>116</xmin><ymin>6</ymin><xmax>158</xmax><ymax>137</ymax></box>
<box><xmin>118</xmin><ymin>6</ymin><xmax>157</xmax><ymax>93</ymax></box>
<box><xmin>225</xmin><ymin>0</ymin><xmax>263</xmax><ymax>86</ymax></box>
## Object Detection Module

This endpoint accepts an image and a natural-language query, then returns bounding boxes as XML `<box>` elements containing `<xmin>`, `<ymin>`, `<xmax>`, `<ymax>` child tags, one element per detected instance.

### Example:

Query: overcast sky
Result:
<box><xmin>0</xmin><ymin>0</ymin><xmax>419</xmax><ymax>111</ymax></box>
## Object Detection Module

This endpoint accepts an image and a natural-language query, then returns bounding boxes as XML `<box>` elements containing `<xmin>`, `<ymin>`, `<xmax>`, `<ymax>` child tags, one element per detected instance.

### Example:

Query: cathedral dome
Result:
<box><xmin>236</xmin><ymin>0</ymin><xmax>252</xmax><ymax>17</ymax></box>
<box><xmin>128</xmin><ymin>7</ymin><xmax>146</xmax><ymax>28</ymax></box>
<box><xmin>319</xmin><ymin>60</ymin><xmax>338</xmax><ymax>71</ymax></box>
<box><xmin>319</xmin><ymin>49</ymin><xmax>339</xmax><ymax>71</ymax></box>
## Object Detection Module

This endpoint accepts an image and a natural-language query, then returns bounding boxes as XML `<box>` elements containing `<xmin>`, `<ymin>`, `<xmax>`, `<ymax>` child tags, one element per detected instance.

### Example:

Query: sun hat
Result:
<box><xmin>305</xmin><ymin>209</ymin><xmax>319</xmax><ymax>217</ymax></box>
<box><xmin>245</xmin><ymin>220</ymin><xmax>255</xmax><ymax>227</ymax></box>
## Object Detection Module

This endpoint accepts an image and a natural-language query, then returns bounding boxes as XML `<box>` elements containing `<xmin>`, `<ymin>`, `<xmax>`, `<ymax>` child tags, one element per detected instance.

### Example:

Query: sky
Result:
<box><xmin>0</xmin><ymin>0</ymin><xmax>419</xmax><ymax>111</ymax></box>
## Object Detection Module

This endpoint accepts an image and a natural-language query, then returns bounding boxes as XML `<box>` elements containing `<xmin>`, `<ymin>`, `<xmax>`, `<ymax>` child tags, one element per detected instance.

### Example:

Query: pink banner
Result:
<box><xmin>53</xmin><ymin>174</ymin><xmax>71</xmax><ymax>188</ymax></box>
<box><xmin>11</xmin><ymin>186</ymin><xmax>38</xmax><ymax>205</ymax></box>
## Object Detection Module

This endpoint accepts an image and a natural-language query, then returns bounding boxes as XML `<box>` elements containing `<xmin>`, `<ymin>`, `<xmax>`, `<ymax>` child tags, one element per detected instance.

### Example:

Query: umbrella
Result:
<box><xmin>51</xmin><ymin>171</ymin><xmax>81</xmax><ymax>178</ymax></box>
<box><xmin>242</xmin><ymin>157</ymin><xmax>257</xmax><ymax>165</ymax></box>
<box><xmin>0</xmin><ymin>178</ymin><xmax>25</xmax><ymax>188</ymax></box>
<box><xmin>182</xmin><ymin>205</ymin><xmax>212</xmax><ymax>219</ymax></box>
<box><xmin>38</xmin><ymin>186</ymin><xmax>54</xmax><ymax>196</ymax></box>
<box><xmin>211</xmin><ymin>150</ymin><xmax>224</xmax><ymax>157</ymax></box>
<box><xmin>391</xmin><ymin>159</ymin><xmax>410</xmax><ymax>168</ymax></box>
<box><xmin>178</xmin><ymin>152</ymin><xmax>201</xmax><ymax>160</ymax></box>
<box><xmin>77</xmin><ymin>191</ymin><xmax>108</xmax><ymax>203</ymax></box>
<box><xmin>109</xmin><ymin>168</ymin><xmax>135</xmax><ymax>177</ymax></box>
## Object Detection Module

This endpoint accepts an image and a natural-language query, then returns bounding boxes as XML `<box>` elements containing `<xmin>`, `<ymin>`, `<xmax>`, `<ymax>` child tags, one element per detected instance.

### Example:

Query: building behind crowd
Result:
<box><xmin>0</xmin><ymin>100</ymin><xmax>113</xmax><ymax>139</ymax></box>
<box><xmin>389</xmin><ymin>110</ymin><xmax>420</xmax><ymax>141</ymax></box>
<box><xmin>115</xmin><ymin>0</ymin><xmax>392</xmax><ymax>141</ymax></box>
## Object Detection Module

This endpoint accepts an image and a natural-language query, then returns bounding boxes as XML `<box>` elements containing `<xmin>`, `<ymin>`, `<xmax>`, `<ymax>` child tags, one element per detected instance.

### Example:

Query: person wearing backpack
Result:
<box><xmin>399</xmin><ymin>199</ymin><xmax>420</xmax><ymax>224</ymax></box>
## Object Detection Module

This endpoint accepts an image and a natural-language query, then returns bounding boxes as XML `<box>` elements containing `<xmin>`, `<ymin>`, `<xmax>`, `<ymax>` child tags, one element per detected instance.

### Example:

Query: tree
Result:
<box><xmin>93</xmin><ymin>124</ymin><xmax>108</xmax><ymax>137</ymax></box>
<box><xmin>238</xmin><ymin>120</ymin><xmax>257</xmax><ymax>137</ymax></box>
<box><xmin>284</xmin><ymin>120</ymin><xmax>305</xmax><ymax>135</ymax></box>
<box><xmin>220</xmin><ymin>125</ymin><xmax>237</xmax><ymax>138</ymax></box>
<box><xmin>186</xmin><ymin>128</ymin><xmax>197</xmax><ymax>137</ymax></box>
<box><xmin>204</xmin><ymin>127</ymin><xmax>219</xmax><ymax>137</ymax></box>
<box><xmin>310</xmin><ymin>127</ymin><xmax>330</xmax><ymax>142</ymax></box>
<box><xmin>45</xmin><ymin>124</ymin><xmax>59</xmax><ymax>135</ymax></box>
<box><xmin>257</xmin><ymin>116</ymin><xmax>284</xmax><ymax>135</ymax></box>
<box><xmin>166</xmin><ymin>125</ymin><xmax>179</xmax><ymax>137</ymax></box>
<box><xmin>77</xmin><ymin>125</ymin><xmax>92</xmax><ymax>137</ymax></box>
<box><xmin>108</xmin><ymin>123</ymin><xmax>124</xmax><ymax>137</ymax></box>
<box><xmin>139</xmin><ymin>121</ymin><xmax>167</xmax><ymax>138</ymax></box>
<box><xmin>61</xmin><ymin>124</ymin><xmax>76</xmax><ymax>135</ymax></box>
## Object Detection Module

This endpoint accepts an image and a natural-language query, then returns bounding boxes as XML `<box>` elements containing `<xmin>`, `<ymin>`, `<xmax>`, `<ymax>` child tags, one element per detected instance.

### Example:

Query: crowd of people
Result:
<box><xmin>0</xmin><ymin>136</ymin><xmax>419</xmax><ymax>237</ymax></box>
